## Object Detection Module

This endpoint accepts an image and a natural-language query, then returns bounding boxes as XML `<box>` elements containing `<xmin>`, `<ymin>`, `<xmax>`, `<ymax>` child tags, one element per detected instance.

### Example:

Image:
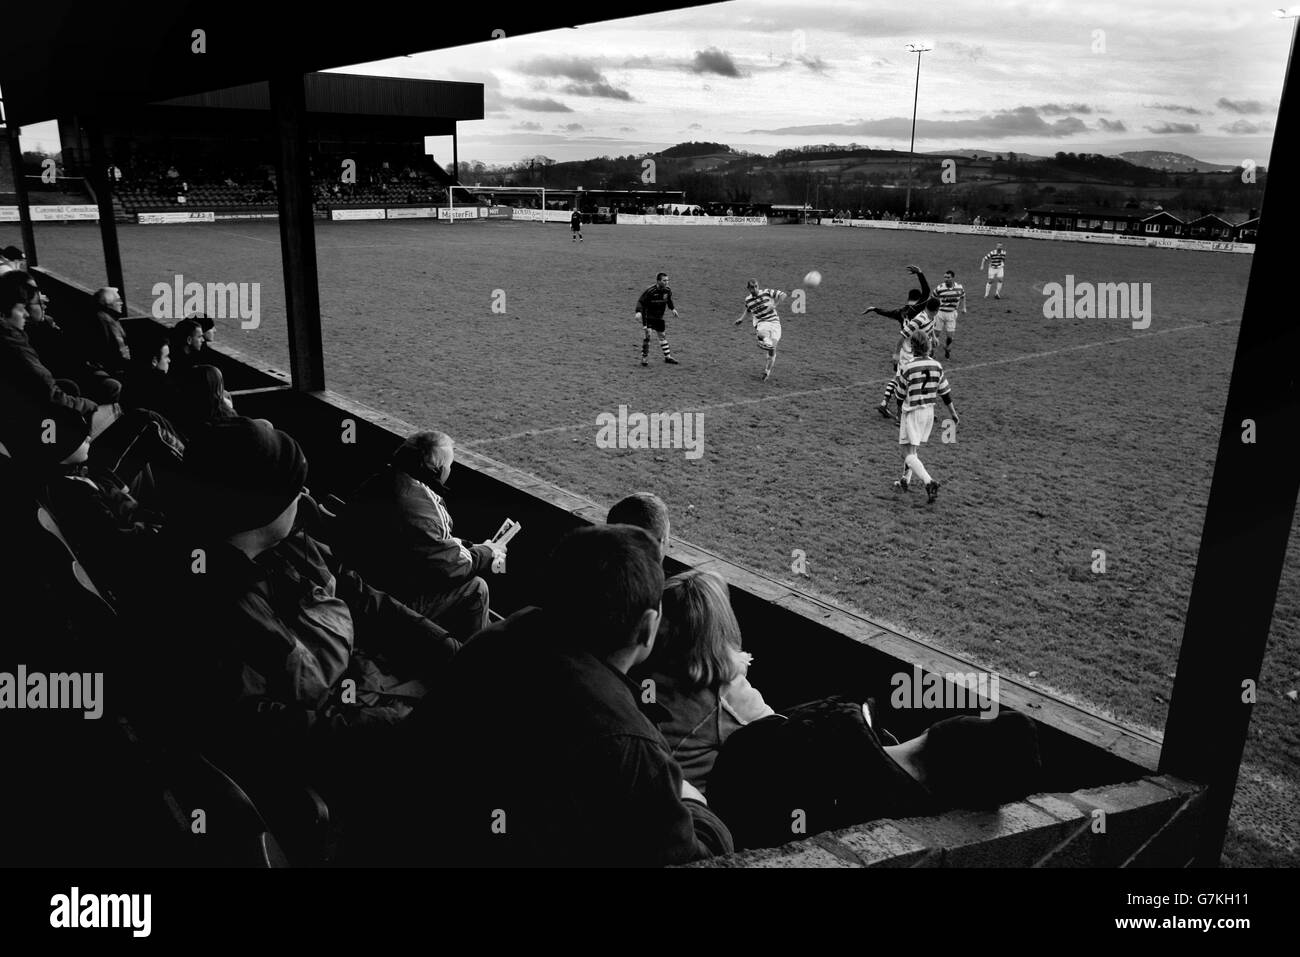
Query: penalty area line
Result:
<box><xmin>463</xmin><ymin>318</ymin><xmax>1239</xmax><ymax>448</ymax></box>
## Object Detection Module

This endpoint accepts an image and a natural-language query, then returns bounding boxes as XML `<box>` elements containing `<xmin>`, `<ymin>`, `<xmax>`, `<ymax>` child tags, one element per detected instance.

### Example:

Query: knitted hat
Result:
<box><xmin>180</xmin><ymin>416</ymin><xmax>308</xmax><ymax>536</ymax></box>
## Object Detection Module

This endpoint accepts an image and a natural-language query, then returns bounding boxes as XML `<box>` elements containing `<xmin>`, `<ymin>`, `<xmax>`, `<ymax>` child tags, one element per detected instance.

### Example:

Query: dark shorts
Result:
<box><xmin>571</xmin><ymin>221</ymin><xmax>581</xmax><ymax>231</ymax></box>
<box><xmin>642</xmin><ymin>315</ymin><xmax>666</xmax><ymax>333</ymax></box>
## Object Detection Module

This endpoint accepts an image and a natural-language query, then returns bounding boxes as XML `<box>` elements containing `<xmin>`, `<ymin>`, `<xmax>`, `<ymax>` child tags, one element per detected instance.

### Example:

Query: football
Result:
<box><xmin>803</xmin><ymin>270</ymin><xmax>822</xmax><ymax>287</ymax></box>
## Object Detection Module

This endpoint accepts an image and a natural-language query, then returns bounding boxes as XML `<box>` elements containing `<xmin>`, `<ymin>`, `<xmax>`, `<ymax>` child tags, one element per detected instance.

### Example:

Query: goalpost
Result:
<box><xmin>447</xmin><ymin>185</ymin><xmax>556</xmax><ymax>223</ymax></box>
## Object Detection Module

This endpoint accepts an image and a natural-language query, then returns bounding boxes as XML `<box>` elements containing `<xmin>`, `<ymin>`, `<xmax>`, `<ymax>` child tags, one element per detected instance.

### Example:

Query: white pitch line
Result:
<box><xmin>463</xmin><ymin>317</ymin><xmax>1240</xmax><ymax>447</ymax></box>
<box><xmin>207</xmin><ymin>227</ymin><xmax>280</xmax><ymax>245</ymax></box>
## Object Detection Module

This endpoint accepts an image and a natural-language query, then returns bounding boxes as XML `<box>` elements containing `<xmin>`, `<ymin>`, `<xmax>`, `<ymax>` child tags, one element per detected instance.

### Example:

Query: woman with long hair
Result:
<box><xmin>170</xmin><ymin>364</ymin><xmax>236</xmax><ymax>443</ymax></box>
<box><xmin>640</xmin><ymin>568</ymin><xmax>1043</xmax><ymax>850</ymax></box>
<box><xmin>634</xmin><ymin>569</ymin><xmax>775</xmax><ymax>795</ymax></box>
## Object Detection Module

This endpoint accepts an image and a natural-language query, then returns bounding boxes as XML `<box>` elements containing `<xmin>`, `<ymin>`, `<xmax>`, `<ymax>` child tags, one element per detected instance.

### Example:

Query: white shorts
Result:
<box><xmin>937</xmin><ymin>310</ymin><xmax>958</xmax><ymax>332</ymax></box>
<box><xmin>755</xmin><ymin>320</ymin><xmax>781</xmax><ymax>349</ymax></box>
<box><xmin>987</xmin><ymin>265</ymin><xmax>1004</xmax><ymax>280</ymax></box>
<box><xmin>899</xmin><ymin>405</ymin><xmax>935</xmax><ymax>446</ymax></box>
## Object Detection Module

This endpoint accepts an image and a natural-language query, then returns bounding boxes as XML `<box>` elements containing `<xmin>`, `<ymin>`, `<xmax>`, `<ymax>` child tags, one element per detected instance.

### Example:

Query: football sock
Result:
<box><xmin>905</xmin><ymin>453</ymin><xmax>933</xmax><ymax>485</ymax></box>
<box><xmin>984</xmin><ymin>283</ymin><xmax>991</xmax><ymax>297</ymax></box>
<box><xmin>641</xmin><ymin>334</ymin><xmax>650</xmax><ymax>358</ymax></box>
<box><xmin>659</xmin><ymin>336</ymin><xmax>673</xmax><ymax>359</ymax></box>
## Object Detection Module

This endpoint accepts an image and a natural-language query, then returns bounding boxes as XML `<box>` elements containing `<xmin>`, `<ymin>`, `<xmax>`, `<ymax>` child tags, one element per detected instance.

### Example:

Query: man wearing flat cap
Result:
<box><xmin>141</xmin><ymin>417</ymin><xmax>461</xmax><ymax>848</ymax></box>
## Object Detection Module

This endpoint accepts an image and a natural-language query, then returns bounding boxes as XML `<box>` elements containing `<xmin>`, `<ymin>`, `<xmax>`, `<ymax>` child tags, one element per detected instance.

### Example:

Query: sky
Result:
<box><xmin>17</xmin><ymin>0</ymin><xmax>1295</xmax><ymax>168</ymax></box>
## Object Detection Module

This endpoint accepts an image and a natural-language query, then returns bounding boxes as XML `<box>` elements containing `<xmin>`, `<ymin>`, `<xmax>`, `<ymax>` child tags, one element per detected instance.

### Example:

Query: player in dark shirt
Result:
<box><xmin>636</xmin><ymin>272</ymin><xmax>683</xmax><ymax>366</ymax></box>
<box><xmin>570</xmin><ymin>209</ymin><xmax>584</xmax><ymax>242</ymax></box>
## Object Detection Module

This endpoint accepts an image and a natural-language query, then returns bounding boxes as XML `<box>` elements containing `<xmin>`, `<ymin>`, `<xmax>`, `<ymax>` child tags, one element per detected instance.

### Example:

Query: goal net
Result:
<box><xmin>447</xmin><ymin>185</ymin><xmax>553</xmax><ymax>222</ymax></box>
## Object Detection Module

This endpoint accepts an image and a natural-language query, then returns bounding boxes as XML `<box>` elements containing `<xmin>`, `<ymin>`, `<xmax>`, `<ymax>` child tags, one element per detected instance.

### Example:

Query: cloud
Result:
<box><xmin>517</xmin><ymin>56</ymin><xmax>605</xmax><ymax>82</ymax></box>
<box><xmin>1036</xmin><ymin>103</ymin><xmax>1093</xmax><ymax>116</ymax></box>
<box><xmin>468</xmin><ymin>132</ymin><xmax>641</xmax><ymax>145</ymax></box>
<box><xmin>1145</xmin><ymin>122</ymin><xmax>1200</xmax><ymax>134</ymax></box>
<box><xmin>692</xmin><ymin>48</ymin><xmax>745</xmax><ymax>77</ymax></box>
<box><xmin>556</xmin><ymin>123</ymin><xmax>585</xmax><ymax>132</ymax></box>
<box><xmin>1147</xmin><ymin>103</ymin><xmax>1205</xmax><ymax>115</ymax></box>
<box><xmin>504</xmin><ymin>96</ymin><xmax>573</xmax><ymax>113</ymax></box>
<box><xmin>618</xmin><ymin>126</ymin><xmax>637</xmax><ymax>132</ymax></box>
<box><xmin>1097</xmin><ymin>118</ymin><xmax>1127</xmax><ymax>132</ymax></box>
<box><xmin>517</xmin><ymin>54</ymin><xmax>635</xmax><ymax>100</ymax></box>
<box><xmin>1217</xmin><ymin>97</ymin><xmax>1267</xmax><ymax>114</ymax></box>
<box><xmin>796</xmin><ymin>54</ymin><xmax>830</xmax><ymax>73</ymax></box>
<box><xmin>561</xmin><ymin>79</ymin><xmax>634</xmax><ymax>100</ymax></box>
<box><xmin>687</xmin><ymin>123</ymin><xmax>703</xmax><ymax>130</ymax></box>
<box><xmin>947</xmin><ymin>41</ymin><xmax>986</xmax><ymax>62</ymax></box>
<box><xmin>1221</xmin><ymin>119</ymin><xmax>1272</xmax><ymax>134</ymax></box>
<box><xmin>514</xmin><ymin>121</ymin><xmax>543</xmax><ymax>131</ymax></box>
<box><xmin>750</xmin><ymin>106</ymin><xmax>1089</xmax><ymax>139</ymax></box>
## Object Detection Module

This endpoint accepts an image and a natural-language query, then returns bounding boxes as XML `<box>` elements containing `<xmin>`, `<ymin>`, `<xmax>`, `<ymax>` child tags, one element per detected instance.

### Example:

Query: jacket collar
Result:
<box><xmin>510</xmin><ymin>607</ymin><xmax>672</xmax><ymax>725</ymax></box>
<box><xmin>396</xmin><ymin>463</ymin><xmax>451</xmax><ymax>500</ymax></box>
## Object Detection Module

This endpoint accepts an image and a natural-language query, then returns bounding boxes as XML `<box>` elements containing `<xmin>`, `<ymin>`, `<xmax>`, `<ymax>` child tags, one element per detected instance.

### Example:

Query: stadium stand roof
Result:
<box><xmin>155</xmin><ymin>72</ymin><xmax>483</xmax><ymax>121</ymax></box>
<box><xmin>0</xmin><ymin>2</ymin><xmax>712</xmax><ymax>125</ymax></box>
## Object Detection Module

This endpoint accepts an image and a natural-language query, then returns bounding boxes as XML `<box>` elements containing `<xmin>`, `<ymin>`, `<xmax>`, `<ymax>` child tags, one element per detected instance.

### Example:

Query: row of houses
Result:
<box><xmin>1025</xmin><ymin>204</ymin><xmax>1259</xmax><ymax>243</ymax></box>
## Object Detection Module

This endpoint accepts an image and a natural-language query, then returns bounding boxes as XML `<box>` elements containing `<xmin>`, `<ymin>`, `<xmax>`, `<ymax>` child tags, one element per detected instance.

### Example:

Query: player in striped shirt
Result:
<box><xmin>734</xmin><ymin>279</ymin><xmax>788</xmax><ymax>380</ymax></box>
<box><xmin>890</xmin><ymin>330</ymin><xmax>958</xmax><ymax>503</ymax></box>
<box><xmin>933</xmin><ymin>270</ymin><xmax>966</xmax><ymax>359</ymax></box>
<box><xmin>980</xmin><ymin>243</ymin><xmax>1007</xmax><ymax>299</ymax></box>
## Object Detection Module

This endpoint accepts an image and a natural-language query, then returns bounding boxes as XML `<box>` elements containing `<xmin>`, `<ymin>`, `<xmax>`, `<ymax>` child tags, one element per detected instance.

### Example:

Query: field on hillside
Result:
<box><xmin>7</xmin><ymin>217</ymin><xmax>1295</xmax><ymax>864</ymax></box>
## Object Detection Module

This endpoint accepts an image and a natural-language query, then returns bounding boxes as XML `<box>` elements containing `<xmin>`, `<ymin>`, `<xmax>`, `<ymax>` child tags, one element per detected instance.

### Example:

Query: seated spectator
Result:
<box><xmin>86</xmin><ymin>287</ymin><xmax>131</xmax><ymax>376</ymax></box>
<box><xmin>168</xmin><ymin>364</ymin><xmax>236</xmax><ymax>442</ymax></box>
<box><xmin>0</xmin><ymin>275</ymin><xmax>99</xmax><ymax>447</ymax></box>
<box><xmin>167</xmin><ymin>318</ymin><xmax>206</xmax><ymax>378</ymax></box>
<box><xmin>607</xmin><ymin>491</ymin><xmax>670</xmax><ymax>560</ymax></box>
<box><xmin>21</xmin><ymin>288</ymin><xmax>121</xmax><ymax>402</ymax></box>
<box><xmin>406</xmin><ymin>524</ymin><xmax>733</xmax><ymax>866</ymax></box>
<box><xmin>338</xmin><ymin>431</ymin><xmax>502</xmax><ymax>640</ymax></box>
<box><xmin>14</xmin><ymin>403</ymin><xmax>163</xmax><ymax>607</ymax></box>
<box><xmin>192</xmin><ymin>313</ymin><xmax>216</xmax><ymax>346</ymax></box>
<box><xmin>122</xmin><ymin>330</ymin><xmax>174</xmax><ymax>418</ymax></box>
<box><xmin>608</xmin><ymin>493</ymin><xmax>1042</xmax><ymax>848</ymax></box>
<box><xmin>1</xmin><ymin>245</ymin><xmax>26</xmax><ymax>271</ymax></box>
<box><xmin>139</xmin><ymin>417</ymin><xmax>461</xmax><ymax>836</ymax></box>
<box><xmin>631</xmin><ymin>570</ymin><xmax>776</xmax><ymax>795</ymax></box>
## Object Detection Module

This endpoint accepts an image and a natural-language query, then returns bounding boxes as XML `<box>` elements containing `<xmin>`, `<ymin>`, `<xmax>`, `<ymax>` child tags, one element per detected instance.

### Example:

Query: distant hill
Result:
<box><xmin>924</xmin><ymin>149</ymin><xmax>1050</xmax><ymax>161</ymax></box>
<box><xmin>472</xmin><ymin>140</ymin><xmax>1263</xmax><ymax>218</ymax></box>
<box><xmin>657</xmin><ymin>142</ymin><xmax>735</xmax><ymax>159</ymax></box>
<box><xmin>1115</xmin><ymin>151</ymin><xmax>1239</xmax><ymax>173</ymax></box>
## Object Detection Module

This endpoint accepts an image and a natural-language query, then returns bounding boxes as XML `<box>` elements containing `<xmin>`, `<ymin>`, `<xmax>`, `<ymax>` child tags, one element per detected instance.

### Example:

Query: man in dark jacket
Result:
<box><xmin>0</xmin><ymin>274</ymin><xmax>98</xmax><ymax>448</ymax></box>
<box><xmin>339</xmin><ymin>431</ymin><xmax>501</xmax><ymax>640</ymax></box>
<box><xmin>404</xmin><ymin>524</ymin><xmax>734</xmax><ymax>867</ymax></box>
<box><xmin>6</xmin><ymin>272</ymin><xmax>121</xmax><ymax>404</ymax></box>
<box><xmin>167</xmin><ymin>318</ymin><xmax>206</xmax><ymax>379</ymax></box>
<box><xmin>142</xmin><ymin>417</ymin><xmax>461</xmax><ymax>822</ymax></box>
